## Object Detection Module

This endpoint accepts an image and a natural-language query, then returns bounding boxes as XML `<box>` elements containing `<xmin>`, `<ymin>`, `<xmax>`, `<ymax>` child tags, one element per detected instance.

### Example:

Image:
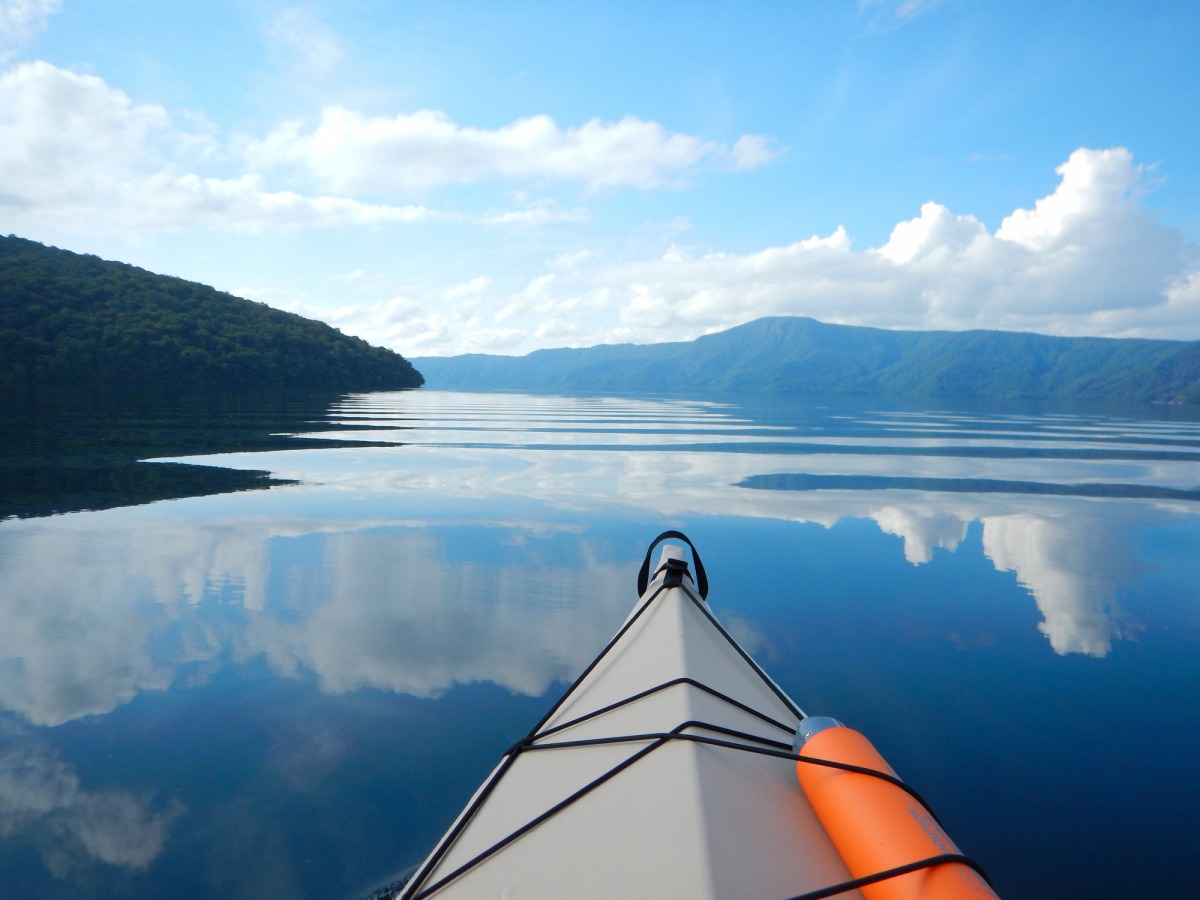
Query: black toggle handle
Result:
<box><xmin>636</xmin><ymin>530</ymin><xmax>709</xmax><ymax>599</ymax></box>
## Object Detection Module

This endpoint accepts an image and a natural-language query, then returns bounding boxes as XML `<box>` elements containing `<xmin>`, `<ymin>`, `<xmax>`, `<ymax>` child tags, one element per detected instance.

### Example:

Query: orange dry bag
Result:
<box><xmin>795</xmin><ymin>717</ymin><xmax>999</xmax><ymax>900</ymax></box>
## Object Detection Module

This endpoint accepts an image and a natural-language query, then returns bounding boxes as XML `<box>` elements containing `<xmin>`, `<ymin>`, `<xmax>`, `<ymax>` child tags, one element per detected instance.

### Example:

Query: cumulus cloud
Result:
<box><xmin>0</xmin><ymin>62</ymin><xmax>619</xmax><ymax>233</ymax></box>
<box><xmin>8</xmin><ymin>58</ymin><xmax>1194</xmax><ymax>357</ymax></box>
<box><xmin>602</xmin><ymin>148</ymin><xmax>1193</xmax><ymax>338</ymax></box>
<box><xmin>0</xmin><ymin>61</ymin><xmax>412</xmax><ymax>232</ymax></box>
<box><xmin>0</xmin><ymin>61</ymin><xmax>176</xmax><ymax>205</ymax></box>
<box><xmin>367</xmin><ymin>146</ymin><xmax>1198</xmax><ymax>356</ymax></box>
<box><xmin>247</xmin><ymin>108</ymin><xmax>779</xmax><ymax>194</ymax></box>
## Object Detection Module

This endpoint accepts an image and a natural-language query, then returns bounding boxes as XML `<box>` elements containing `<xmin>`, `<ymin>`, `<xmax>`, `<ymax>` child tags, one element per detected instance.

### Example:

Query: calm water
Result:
<box><xmin>1</xmin><ymin>389</ymin><xmax>1199</xmax><ymax>898</ymax></box>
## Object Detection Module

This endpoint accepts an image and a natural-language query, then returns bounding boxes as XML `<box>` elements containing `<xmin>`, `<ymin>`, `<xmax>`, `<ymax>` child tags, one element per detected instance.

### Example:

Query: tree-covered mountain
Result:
<box><xmin>0</xmin><ymin>235</ymin><xmax>423</xmax><ymax>390</ymax></box>
<box><xmin>413</xmin><ymin>316</ymin><xmax>1200</xmax><ymax>403</ymax></box>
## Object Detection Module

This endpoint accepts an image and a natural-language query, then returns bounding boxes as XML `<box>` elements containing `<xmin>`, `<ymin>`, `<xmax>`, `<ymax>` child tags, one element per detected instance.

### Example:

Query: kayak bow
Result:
<box><xmin>398</xmin><ymin>531</ymin><xmax>997</xmax><ymax>899</ymax></box>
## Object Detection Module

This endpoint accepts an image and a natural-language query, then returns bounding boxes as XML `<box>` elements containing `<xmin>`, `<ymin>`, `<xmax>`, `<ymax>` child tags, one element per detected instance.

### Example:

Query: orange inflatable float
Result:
<box><xmin>795</xmin><ymin>718</ymin><xmax>1000</xmax><ymax>900</ymax></box>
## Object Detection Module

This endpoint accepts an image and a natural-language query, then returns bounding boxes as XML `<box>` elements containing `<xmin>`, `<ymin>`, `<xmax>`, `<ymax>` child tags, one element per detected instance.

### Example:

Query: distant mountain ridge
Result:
<box><xmin>1</xmin><ymin>235</ymin><xmax>422</xmax><ymax>390</ymax></box>
<box><xmin>413</xmin><ymin>317</ymin><xmax>1200</xmax><ymax>404</ymax></box>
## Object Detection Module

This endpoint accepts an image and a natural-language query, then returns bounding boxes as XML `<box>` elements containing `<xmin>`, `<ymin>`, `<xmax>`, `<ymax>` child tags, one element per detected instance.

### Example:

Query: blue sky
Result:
<box><xmin>3</xmin><ymin>1</ymin><xmax>1199</xmax><ymax>356</ymax></box>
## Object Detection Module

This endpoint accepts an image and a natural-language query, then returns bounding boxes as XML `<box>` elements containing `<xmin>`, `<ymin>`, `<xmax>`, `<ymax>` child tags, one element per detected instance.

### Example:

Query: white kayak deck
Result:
<box><xmin>399</xmin><ymin>544</ymin><xmax>861</xmax><ymax>899</ymax></box>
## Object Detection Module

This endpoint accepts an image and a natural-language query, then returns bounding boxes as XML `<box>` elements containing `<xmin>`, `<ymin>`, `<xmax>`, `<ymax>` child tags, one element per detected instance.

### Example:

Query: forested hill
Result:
<box><xmin>0</xmin><ymin>235</ymin><xmax>422</xmax><ymax>390</ymax></box>
<box><xmin>413</xmin><ymin>316</ymin><xmax>1200</xmax><ymax>404</ymax></box>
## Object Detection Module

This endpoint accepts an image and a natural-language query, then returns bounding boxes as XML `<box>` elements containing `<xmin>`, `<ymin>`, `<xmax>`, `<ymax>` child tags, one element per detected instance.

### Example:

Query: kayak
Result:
<box><xmin>397</xmin><ymin>531</ymin><xmax>998</xmax><ymax>900</ymax></box>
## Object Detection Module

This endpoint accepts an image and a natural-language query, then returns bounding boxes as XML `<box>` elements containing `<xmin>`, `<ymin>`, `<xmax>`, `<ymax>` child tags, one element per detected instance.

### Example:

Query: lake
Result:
<box><xmin>1</xmin><ymin>388</ymin><xmax>1198</xmax><ymax>899</ymax></box>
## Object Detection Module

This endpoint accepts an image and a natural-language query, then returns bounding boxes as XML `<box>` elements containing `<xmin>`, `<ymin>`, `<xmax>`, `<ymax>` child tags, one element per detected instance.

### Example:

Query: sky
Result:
<box><xmin>3</xmin><ymin>0</ymin><xmax>1200</xmax><ymax>358</ymax></box>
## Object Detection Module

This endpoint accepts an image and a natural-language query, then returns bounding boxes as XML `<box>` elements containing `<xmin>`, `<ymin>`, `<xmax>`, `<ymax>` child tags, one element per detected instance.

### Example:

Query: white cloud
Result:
<box><xmin>264</xmin><ymin>6</ymin><xmax>345</xmax><ymax>77</ymax></box>
<box><xmin>858</xmin><ymin>0</ymin><xmax>948</xmax><ymax>30</ymax></box>
<box><xmin>476</xmin><ymin>197</ymin><xmax>591</xmax><ymax>225</ymax></box>
<box><xmin>137</xmin><ymin>172</ymin><xmax>443</xmax><ymax>232</ymax></box>
<box><xmin>248</xmin><ymin>108</ymin><xmax>780</xmax><ymax>194</ymax></box>
<box><xmin>0</xmin><ymin>61</ymin><xmax>175</xmax><ymax>204</ymax></box>
<box><xmin>442</xmin><ymin>275</ymin><xmax>493</xmax><ymax>300</ymax></box>
<box><xmin>1165</xmin><ymin>270</ymin><xmax>1200</xmax><ymax>314</ymax></box>
<box><xmin>0</xmin><ymin>62</ymin><xmax>602</xmax><ymax>233</ymax></box>
<box><xmin>0</xmin><ymin>62</ymin><xmax>319</xmax><ymax>231</ymax></box>
<box><xmin>319</xmin><ymin>295</ymin><xmax>456</xmax><ymax>357</ymax></box>
<box><xmin>369</xmin><ymin>147</ymin><xmax>1197</xmax><ymax>356</ymax></box>
<box><xmin>614</xmin><ymin>147</ymin><xmax>1191</xmax><ymax>337</ymax></box>
<box><xmin>0</xmin><ymin>0</ymin><xmax>59</xmax><ymax>58</ymax></box>
<box><xmin>1</xmin><ymin>57</ymin><xmax>1194</xmax><ymax>355</ymax></box>
<box><xmin>729</xmin><ymin>134</ymin><xmax>779</xmax><ymax>170</ymax></box>
<box><xmin>997</xmin><ymin>148</ymin><xmax>1147</xmax><ymax>251</ymax></box>
<box><xmin>878</xmin><ymin>201</ymin><xmax>987</xmax><ymax>265</ymax></box>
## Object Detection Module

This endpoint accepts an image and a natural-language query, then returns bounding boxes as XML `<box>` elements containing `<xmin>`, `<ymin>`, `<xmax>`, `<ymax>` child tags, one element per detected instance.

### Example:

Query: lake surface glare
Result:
<box><xmin>1</xmin><ymin>389</ymin><xmax>1198</xmax><ymax>899</ymax></box>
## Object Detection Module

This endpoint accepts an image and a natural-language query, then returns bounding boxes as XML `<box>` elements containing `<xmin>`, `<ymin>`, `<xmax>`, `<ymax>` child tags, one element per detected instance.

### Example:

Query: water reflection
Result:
<box><xmin>258</xmin><ymin>528</ymin><xmax>633</xmax><ymax>698</ymax></box>
<box><xmin>0</xmin><ymin>722</ymin><xmax>179</xmax><ymax>873</ymax></box>
<box><xmin>867</xmin><ymin>494</ymin><xmax>1157</xmax><ymax>655</ymax></box>
<box><xmin>0</xmin><ymin>519</ymin><xmax>642</xmax><ymax>726</ymax></box>
<box><xmin>0</xmin><ymin>394</ymin><xmax>1193</xmax><ymax>731</ymax></box>
<box><xmin>981</xmin><ymin>510</ymin><xmax>1148</xmax><ymax>656</ymax></box>
<box><xmin>0</xmin><ymin>386</ymin><xmax>370</xmax><ymax>519</ymax></box>
<box><xmin>1</xmin><ymin>390</ymin><xmax>1198</xmax><ymax>897</ymax></box>
<box><xmin>161</xmin><ymin>390</ymin><xmax>1200</xmax><ymax>661</ymax></box>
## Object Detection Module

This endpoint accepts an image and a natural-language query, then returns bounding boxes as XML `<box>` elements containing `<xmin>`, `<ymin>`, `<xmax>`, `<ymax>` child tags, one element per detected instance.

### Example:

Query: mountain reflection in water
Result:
<box><xmin>0</xmin><ymin>390</ymin><xmax>1197</xmax><ymax>899</ymax></box>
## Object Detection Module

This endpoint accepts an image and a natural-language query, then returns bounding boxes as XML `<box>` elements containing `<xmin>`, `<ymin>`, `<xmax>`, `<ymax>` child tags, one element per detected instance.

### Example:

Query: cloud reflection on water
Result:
<box><xmin>0</xmin><ymin>723</ymin><xmax>179</xmax><ymax>874</ymax></box>
<box><xmin>982</xmin><ymin>511</ymin><xmax>1148</xmax><ymax>657</ymax></box>
<box><xmin>863</xmin><ymin>495</ymin><xmax>1155</xmax><ymax>656</ymax></box>
<box><xmin>1</xmin><ymin>392</ymin><xmax>1197</xmax><ymax>728</ymax></box>
<box><xmin>0</xmin><ymin>518</ymin><xmax>635</xmax><ymax>726</ymax></box>
<box><xmin>0</xmin><ymin>491</ymin><xmax>1183</xmax><ymax>729</ymax></box>
<box><xmin>171</xmin><ymin>432</ymin><xmax>1187</xmax><ymax>662</ymax></box>
<box><xmin>252</xmin><ymin>528</ymin><xmax>632</xmax><ymax>698</ymax></box>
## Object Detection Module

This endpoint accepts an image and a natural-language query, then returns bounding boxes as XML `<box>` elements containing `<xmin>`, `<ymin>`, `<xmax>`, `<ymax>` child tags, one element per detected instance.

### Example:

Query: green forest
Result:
<box><xmin>0</xmin><ymin>235</ymin><xmax>423</xmax><ymax>390</ymax></box>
